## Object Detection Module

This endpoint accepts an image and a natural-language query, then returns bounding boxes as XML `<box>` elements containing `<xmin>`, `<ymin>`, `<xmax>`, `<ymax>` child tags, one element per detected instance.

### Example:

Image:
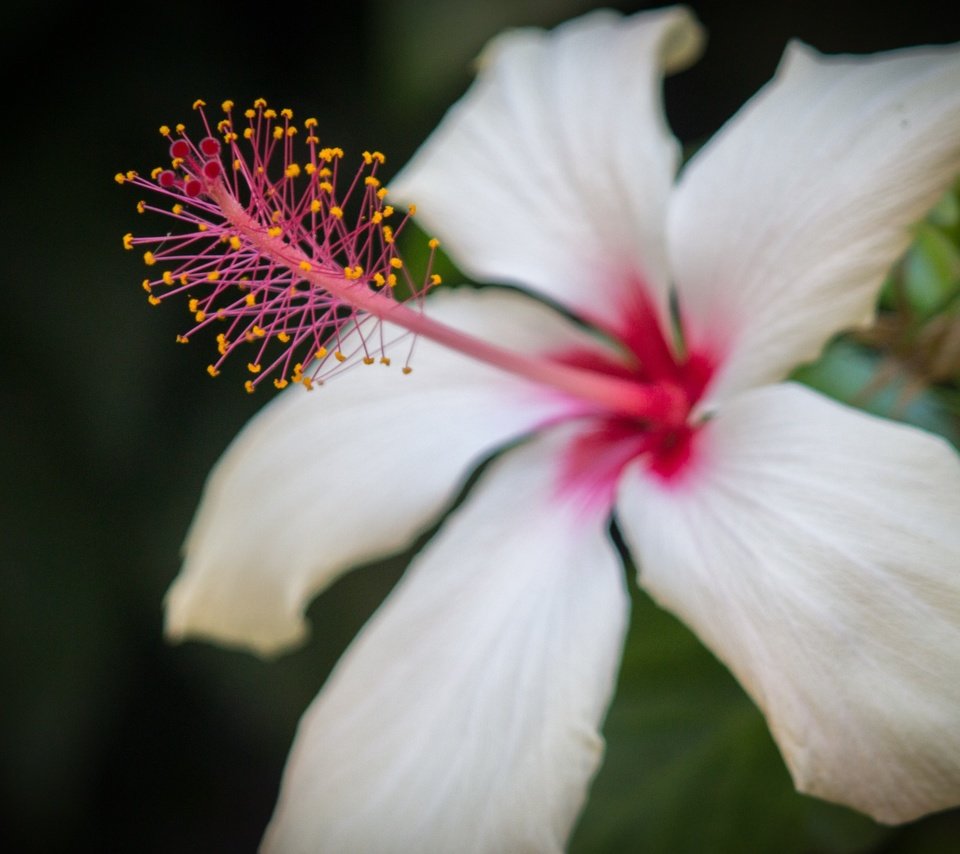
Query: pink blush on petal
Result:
<box><xmin>556</xmin><ymin>419</ymin><xmax>656</xmax><ymax>515</ymax></box>
<box><xmin>556</xmin><ymin>416</ymin><xmax>709</xmax><ymax>518</ymax></box>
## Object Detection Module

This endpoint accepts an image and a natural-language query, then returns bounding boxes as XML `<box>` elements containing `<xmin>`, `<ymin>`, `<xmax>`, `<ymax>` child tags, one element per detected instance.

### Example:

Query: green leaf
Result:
<box><xmin>902</xmin><ymin>222</ymin><xmax>960</xmax><ymax>320</ymax></box>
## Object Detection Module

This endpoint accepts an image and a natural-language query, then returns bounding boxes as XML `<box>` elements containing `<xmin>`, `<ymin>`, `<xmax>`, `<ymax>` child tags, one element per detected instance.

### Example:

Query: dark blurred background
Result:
<box><xmin>3</xmin><ymin>1</ymin><xmax>960</xmax><ymax>851</ymax></box>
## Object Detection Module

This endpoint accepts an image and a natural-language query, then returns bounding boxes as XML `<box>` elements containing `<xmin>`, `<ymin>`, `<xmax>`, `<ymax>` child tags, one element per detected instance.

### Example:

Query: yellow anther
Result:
<box><xmin>380</xmin><ymin>356</ymin><xmax>391</xmax><ymax>366</ymax></box>
<box><xmin>234</xmin><ymin>158</ymin><xmax>242</xmax><ymax>171</ymax></box>
<box><xmin>126</xmin><ymin>170</ymin><xmax>138</xmax><ymax>181</ymax></box>
<box><xmin>281</xmin><ymin>108</ymin><xmax>293</xmax><ymax>119</ymax></box>
<box><xmin>195</xmin><ymin>311</ymin><xmax>206</xmax><ymax>322</ymax></box>
<box><xmin>179</xmin><ymin>274</ymin><xmax>188</xmax><ymax>285</ymax></box>
<box><xmin>252</xmin><ymin>325</ymin><xmax>266</xmax><ymax>338</ymax></box>
<box><xmin>188</xmin><ymin>298</ymin><xmax>199</xmax><ymax>312</ymax></box>
<box><xmin>382</xmin><ymin>204</ymin><xmax>394</xmax><ymax>217</ymax></box>
<box><xmin>285</xmin><ymin>163</ymin><xmax>301</xmax><ymax>178</ymax></box>
<box><xmin>148</xmin><ymin>295</ymin><xmax>161</xmax><ymax>306</ymax></box>
<box><xmin>334</xmin><ymin>351</ymin><xmax>346</xmax><ymax>362</ymax></box>
<box><xmin>198</xmin><ymin>224</ymin><xmax>208</xmax><ymax>232</ymax></box>
<box><xmin>305</xmin><ymin>117</ymin><xmax>318</xmax><ymax>128</ymax></box>
<box><xmin>387</xmin><ymin>274</ymin><xmax>397</xmax><ymax>287</ymax></box>
<box><xmin>390</xmin><ymin>257</ymin><xmax>403</xmax><ymax>269</ymax></box>
<box><xmin>150</xmin><ymin>167</ymin><xmax>163</xmax><ymax>179</ymax></box>
<box><xmin>162</xmin><ymin>271</ymin><xmax>175</xmax><ymax>286</ymax></box>
<box><xmin>217</xmin><ymin>119</ymin><xmax>231</xmax><ymax>132</ymax></box>
<box><xmin>299</xmin><ymin>261</ymin><xmax>312</xmax><ymax>272</ymax></box>
<box><xmin>278</xmin><ymin>332</ymin><xmax>290</xmax><ymax>343</ymax></box>
<box><xmin>159</xmin><ymin>125</ymin><xmax>171</xmax><ymax>136</ymax></box>
<box><xmin>229</xmin><ymin>236</ymin><xmax>242</xmax><ymax>251</ymax></box>
<box><xmin>244</xmin><ymin>380</ymin><xmax>256</xmax><ymax>394</ymax></box>
<box><xmin>142</xmin><ymin>279</ymin><xmax>152</xmax><ymax>293</ymax></box>
<box><xmin>430</xmin><ymin>274</ymin><xmax>442</xmax><ymax>286</ymax></box>
<box><xmin>172</xmin><ymin>204</ymin><xmax>183</xmax><ymax>215</ymax></box>
<box><xmin>136</xmin><ymin>200</ymin><xmax>145</xmax><ymax>214</ymax></box>
<box><xmin>319</xmin><ymin>181</ymin><xmax>334</xmax><ymax>193</ymax></box>
<box><xmin>264</xmin><ymin>108</ymin><xmax>277</xmax><ymax>119</ymax></box>
<box><xmin>302</xmin><ymin>377</ymin><xmax>314</xmax><ymax>390</ymax></box>
<box><xmin>143</xmin><ymin>251</ymin><xmax>156</xmax><ymax>266</ymax></box>
<box><xmin>382</xmin><ymin>226</ymin><xmax>394</xmax><ymax>244</ymax></box>
<box><xmin>377</xmin><ymin>188</ymin><xmax>389</xmax><ymax>200</ymax></box>
<box><xmin>207</xmin><ymin>365</ymin><xmax>220</xmax><ymax>377</ymax></box>
<box><xmin>175</xmin><ymin>123</ymin><xmax>185</xmax><ymax>133</ymax></box>
<box><xmin>319</xmin><ymin>167</ymin><xmax>332</xmax><ymax>178</ymax></box>
<box><xmin>408</xmin><ymin>204</ymin><xmax>417</xmax><ymax>214</ymax></box>
<box><xmin>172</xmin><ymin>157</ymin><xmax>185</xmax><ymax>169</ymax></box>
<box><xmin>372</xmin><ymin>211</ymin><xmax>383</xmax><ymax>224</ymax></box>
<box><xmin>192</xmin><ymin>99</ymin><xmax>207</xmax><ymax>110</ymax></box>
<box><xmin>176</xmin><ymin>335</ymin><xmax>189</xmax><ymax>344</ymax></box>
<box><xmin>402</xmin><ymin>366</ymin><xmax>413</xmax><ymax>375</ymax></box>
<box><xmin>363</xmin><ymin>151</ymin><xmax>374</xmax><ymax>165</ymax></box>
<box><xmin>247</xmin><ymin>362</ymin><xmax>261</xmax><ymax>374</ymax></box>
<box><xmin>244</xmin><ymin>127</ymin><xmax>254</xmax><ymax>140</ymax></box>
<box><xmin>273</xmin><ymin>127</ymin><xmax>284</xmax><ymax>140</ymax></box>
<box><xmin>123</xmin><ymin>233</ymin><xmax>134</xmax><ymax>250</ymax></box>
<box><xmin>254</xmin><ymin>97</ymin><xmax>267</xmax><ymax>108</ymax></box>
<box><xmin>373</xmin><ymin>273</ymin><xmax>386</xmax><ymax>287</ymax></box>
<box><xmin>267</xmin><ymin>226</ymin><xmax>282</xmax><ymax>238</ymax></box>
<box><xmin>330</xmin><ymin>206</ymin><xmax>343</xmax><ymax>219</ymax></box>
<box><xmin>274</xmin><ymin>378</ymin><xmax>289</xmax><ymax>389</ymax></box>
<box><xmin>217</xmin><ymin>338</ymin><xmax>229</xmax><ymax>355</ymax></box>
<box><xmin>216</xmin><ymin>309</ymin><xmax>226</xmax><ymax>320</ymax></box>
<box><xmin>315</xmin><ymin>347</ymin><xmax>328</xmax><ymax>359</ymax></box>
<box><xmin>362</xmin><ymin>356</ymin><xmax>375</xmax><ymax>365</ymax></box>
<box><xmin>207</xmin><ymin>270</ymin><xmax>220</xmax><ymax>282</ymax></box>
<box><xmin>286</xmin><ymin>126</ymin><xmax>297</xmax><ymax>137</ymax></box>
<box><xmin>306</xmin><ymin>135</ymin><xmax>319</xmax><ymax>145</ymax></box>
<box><xmin>428</xmin><ymin>238</ymin><xmax>440</xmax><ymax>249</ymax></box>
<box><xmin>310</xmin><ymin>199</ymin><xmax>322</xmax><ymax>213</ymax></box>
<box><xmin>245</xmin><ymin>108</ymin><xmax>256</xmax><ymax>119</ymax></box>
<box><xmin>114</xmin><ymin>172</ymin><xmax>126</xmax><ymax>185</ymax></box>
<box><xmin>364</xmin><ymin>176</ymin><xmax>380</xmax><ymax>188</ymax></box>
<box><xmin>372</xmin><ymin>151</ymin><xmax>385</xmax><ymax>163</ymax></box>
<box><xmin>222</xmin><ymin>100</ymin><xmax>235</xmax><ymax>112</ymax></box>
<box><xmin>271</xmin><ymin>210</ymin><xmax>282</xmax><ymax>222</ymax></box>
<box><xmin>245</xmin><ymin>293</ymin><xmax>257</xmax><ymax>306</ymax></box>
<box><xmin>305</xmin><ymin>163</ymin><xmax>317</xmax><ymax>175</ymax></box>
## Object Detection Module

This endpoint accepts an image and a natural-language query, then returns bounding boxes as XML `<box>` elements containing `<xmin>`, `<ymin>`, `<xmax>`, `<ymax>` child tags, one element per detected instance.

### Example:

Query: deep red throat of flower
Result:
<box><xmin>120</xmin><ymin>99</ymin><xmax>718</xmax><ymax>505</ymax></box>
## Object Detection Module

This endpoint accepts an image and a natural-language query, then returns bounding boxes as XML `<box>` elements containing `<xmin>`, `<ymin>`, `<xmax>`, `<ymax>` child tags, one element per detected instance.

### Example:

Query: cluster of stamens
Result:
<box><xmin>118</xmin><ymin>99</ymin><xmax>442</xmax><ymax>391</ymax></box>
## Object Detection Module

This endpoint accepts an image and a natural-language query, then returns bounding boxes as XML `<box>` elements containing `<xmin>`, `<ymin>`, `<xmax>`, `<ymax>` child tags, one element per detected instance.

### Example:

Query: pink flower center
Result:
<box><xmin>556</xmin><ymin>290</ymin><xmax>716</xmax><ymax>510</ymax></box>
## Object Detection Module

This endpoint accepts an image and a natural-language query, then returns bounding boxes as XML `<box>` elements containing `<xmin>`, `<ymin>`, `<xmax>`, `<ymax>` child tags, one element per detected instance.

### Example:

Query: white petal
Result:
<box><xmin>670</xmin><ymin>41</ymin><xmax>960</xmax><ymax>406</ymax></box>
<box><xmin>262</xmin><ymin>429</ymin><xmax>629</xmax><ymax>853</ymax></box>
<box><xmin>617</xmin><ymin>383</ymin><xmax>960</xmax><ymax>824</ymax></box>
<box><xmin>165</xmin><ymin>288</ymin><xmax>604</xmax><ymax>657</ymax></box>
<box><xmin>391</xmin><ymin>7</ymin><xmax>703</xmax><ymax>335</ymax></box>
